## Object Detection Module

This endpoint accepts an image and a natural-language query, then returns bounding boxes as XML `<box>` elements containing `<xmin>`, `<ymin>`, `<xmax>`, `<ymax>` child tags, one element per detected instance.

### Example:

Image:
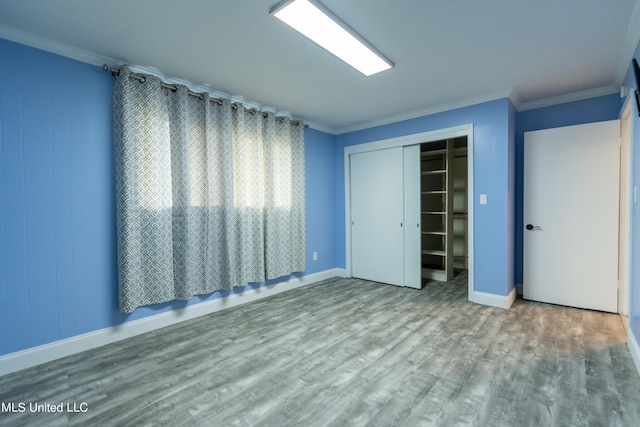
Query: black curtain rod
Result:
<box><xmin>102</xmin><ymin>64</ymin><xmax>306</xmax><ymax>127</ymax></box>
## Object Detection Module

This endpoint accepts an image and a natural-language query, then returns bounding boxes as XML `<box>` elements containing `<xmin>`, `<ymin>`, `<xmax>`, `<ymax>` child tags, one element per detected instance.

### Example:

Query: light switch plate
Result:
<box><xmin>480</xmin><ymin>194</ymin><xmax>487</xmax><ymax>205</ymax></box>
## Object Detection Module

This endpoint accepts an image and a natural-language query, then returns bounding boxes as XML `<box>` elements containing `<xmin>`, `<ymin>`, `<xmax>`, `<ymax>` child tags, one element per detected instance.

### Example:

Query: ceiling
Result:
<box><xmin>0</xmin><ymin>0</ymin><xmax>638</xmax><ymax>134</ymax></box>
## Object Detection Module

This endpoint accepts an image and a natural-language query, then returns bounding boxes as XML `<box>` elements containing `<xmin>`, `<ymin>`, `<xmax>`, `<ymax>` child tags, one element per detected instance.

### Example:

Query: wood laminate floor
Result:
<box><xmin>1</xmin><ymin>272</ymin><xmax>640</xmax><ymax>426</ymax></box>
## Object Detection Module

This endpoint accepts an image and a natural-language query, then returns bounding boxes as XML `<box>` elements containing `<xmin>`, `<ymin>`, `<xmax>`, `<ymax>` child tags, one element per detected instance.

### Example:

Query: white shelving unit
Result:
<box><xmin>420</xmin><ymin>139</ymin><xmax>454</xmax><ymax>281</ymax></box>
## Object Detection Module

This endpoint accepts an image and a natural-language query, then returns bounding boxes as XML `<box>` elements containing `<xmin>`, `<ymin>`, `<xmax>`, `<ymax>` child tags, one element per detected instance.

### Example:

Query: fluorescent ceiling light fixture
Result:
<box><xmin>270</xmin><ymin>0</ymin><xmax>394</xmax><ymax>76</ymax></box>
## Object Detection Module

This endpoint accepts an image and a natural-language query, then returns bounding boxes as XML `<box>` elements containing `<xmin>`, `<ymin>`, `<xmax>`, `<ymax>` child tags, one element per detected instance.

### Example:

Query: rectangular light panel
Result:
<box><xmin>270</xmin><ymin>0</ymin><xmax>394</xmax><ymax>76</ymax></box>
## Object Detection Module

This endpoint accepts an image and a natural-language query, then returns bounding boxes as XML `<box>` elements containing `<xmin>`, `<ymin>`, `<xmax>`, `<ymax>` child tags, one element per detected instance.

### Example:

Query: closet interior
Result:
<box><xmin>420</xmin><ymin>137</ymin><xmax>468</xmax><ymax>282</ymax></box>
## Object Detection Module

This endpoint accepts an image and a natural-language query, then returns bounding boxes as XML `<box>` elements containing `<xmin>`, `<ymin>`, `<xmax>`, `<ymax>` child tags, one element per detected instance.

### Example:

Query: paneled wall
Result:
<box><xmin>0</xmin><ymin>38</ymin><xmax>338</xmax><ymax>357</ymax></box>
<box><xmin>0</xmin><ymin>38</ymin><xmax>116</xmax><ymax>355</ymax></box>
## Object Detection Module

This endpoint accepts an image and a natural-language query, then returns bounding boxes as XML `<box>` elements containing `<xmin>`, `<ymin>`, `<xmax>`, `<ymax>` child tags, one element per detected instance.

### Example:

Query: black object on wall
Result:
<box><xmin>633</xmin><ymin>58</ymin><xmax>640</xmax><ymax>116</ymax></box>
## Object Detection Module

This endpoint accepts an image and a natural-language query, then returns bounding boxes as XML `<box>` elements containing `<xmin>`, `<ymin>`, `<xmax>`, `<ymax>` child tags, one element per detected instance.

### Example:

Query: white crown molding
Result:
<box><xmin>322</xmin><ymin>84</ymin><xmax>619</xmax><ymax>135</ymax></box>
<box><xmin>0</xmin><ymin>24</ymin><xmax>305</xmax><ymax>124</ymax></box>
<box><xmin>517</xmin><ymin>86</ymin><xmax>619</xmax><ymax>112</ymax></box>
<box><xmin>508</xmin><ymin>88</ymin><xmax>524</xmax><ymax>111</ymax></box>
<box><xmin>0</xmin><ymin>22</ymin><xmax>627</xmax><ymax>136</ymax></box>
<box><xmin>614</xmin><ymin>0</ymin><xmax>640</xmax><ymax>86</ymax></box>
<box><xmin>0</xmin><ymin>23</ymin><xmax>116</xmax><ymax>68</ymax></box>
<box><xmin>334</xmin><ymin>89</ymin><xmax>513</xmax><ymax>135</ymax></box>
<box><xmin>304</xmin><ymin>121</ymin><xmax>337</xmax><ymax>134</ymax></box>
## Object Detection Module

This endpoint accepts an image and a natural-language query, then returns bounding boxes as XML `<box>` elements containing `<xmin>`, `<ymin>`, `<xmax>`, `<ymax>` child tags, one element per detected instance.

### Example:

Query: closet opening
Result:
<box><xmin>344</xmin><ymin>123</ymin><xmax>475</xmax><ymax>301</ymax></box>
<box><xmin>420</xmin><ymin>136</ymin><xmax>468</xmax><ymax>288</ymax></box>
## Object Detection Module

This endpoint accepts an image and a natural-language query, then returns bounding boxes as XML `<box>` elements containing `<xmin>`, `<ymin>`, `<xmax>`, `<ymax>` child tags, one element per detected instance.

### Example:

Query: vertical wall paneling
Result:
<box><xmin>0</xmin><ymin>38</ymin><xmax>340</xmax><ymax>358</ymax></box>
<box><xmin>69</xmin><ymin>63</ymin><xmax>100</xmax><ymax>332</ymax></box>
<box><xmin>0</xmin><ymin>52</ymin><xmax>6</xmax><ymax>299</ymax></box>
<box><xmin>50</xmin><ymin>54</ymin><xmax>75</xmax><ymax>340</ymax></box>
<box><xmin>0</xmin><ymin>40</ymin><xmax>30</xmax><ymax>354</ymax></box>
<box><xmin>0</xmin><ymin>111</ymin><xmax>4</xmax><ymax>300</ymax></box>
<box><xmin>21</xmin><ymin>46</ymin><xmax>59</xmax><ymax>346</ymax></box>
<box><xmin>69</xmin><ymin>68</ymin><xmax>92</xmax><ymax>330</ymax></box>
<box><xmin>0</xmin><ymin>38</ymin><xmax>118</xmax><ymax>355</ymax></box>
<box><xmin>89</xmin><ymin>67</ymin><xmax>118</xmax><ymax>329</ymax></box>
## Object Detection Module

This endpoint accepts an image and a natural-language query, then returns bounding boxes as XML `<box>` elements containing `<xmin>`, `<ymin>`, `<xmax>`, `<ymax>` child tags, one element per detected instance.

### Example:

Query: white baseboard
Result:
<box><xmin>473</xmin><ymin>287</ymin><xmax>516</xmax><ymax>309</ymax></box>
<box><xmin>0</xmin><ymin>268</ymin><xmax>346</xmax><ymax>377</ymax></box>
<box><xmin>629</xmin><ymin>327</ymin><xmax>640</xmax><ymax>377</ymax></box>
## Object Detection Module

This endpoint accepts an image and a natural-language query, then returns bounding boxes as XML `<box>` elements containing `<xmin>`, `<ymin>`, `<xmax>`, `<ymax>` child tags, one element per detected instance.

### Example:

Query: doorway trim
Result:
<box><xmin>619</xmin><ymin>98</ymin><xmax>633</xmax><ymax>317</ymax></box>
<box><xmin>344</xmin><ymin>124</ymin><xmax>475</xmax><ymax>300</ymax></box>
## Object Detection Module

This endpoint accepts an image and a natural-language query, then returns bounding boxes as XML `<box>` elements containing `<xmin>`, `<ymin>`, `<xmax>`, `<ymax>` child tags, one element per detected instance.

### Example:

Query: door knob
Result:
<box><xmin>526</xmin><ymin>224</ymin><xmax>542</xmax><ymax>231</ymax></box>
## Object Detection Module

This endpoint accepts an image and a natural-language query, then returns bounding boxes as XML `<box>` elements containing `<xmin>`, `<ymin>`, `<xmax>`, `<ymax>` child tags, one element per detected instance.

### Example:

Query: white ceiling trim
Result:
<box><xmin>0</xmin><ymin>22</ymin><xmax>337</xmax><ymax>134</ymax></box>
<box><xmin>334</xmin><ymin>83</ymin><xmax>621</xmax><ymax>134</ymax></box>
<box><xmin>614</xmin><ymin>0</ymin><xmax>640</xmax><ymax>86</ymax></box>
<box><xmin>517</xmin><ymin>86</ymin><xmax>619</xmax><ymax>112</ymax></box>
<box><xmin>0</xmin><ymin>25</ymin><xmax>308</xmax><ymax>124</ymax></box>
<box><xmin>0</xmin><ymin>18</ymin><xmax>630</xmax><ymax>135</ymax></box>
<box><xmin>0</xmin><ymin>23</ymin><xmax>302</xmax><ymax>123</ymax></box>
<box><xmin>301</xmin><ymin>120</ymin><xmax>336</xmax><ymax>134</ymax></box>
<box><xmin>0</xmin><ymin>25</ymin><xmax>316</xmax><ymax>126</ymax></box>
<box><xmin>0</xmin><ymin>23</ymin><xmax>113</xmax><ymax>67</ymax></box>
<box><xmin>126</xmin><ymin>64</ymin><xmax>298</xmax><ymax>119</ymax></box>
<box><xmin>334</xmin><ymin>90</ymin><xmax>513</xmax><ymax>135</ymax></box>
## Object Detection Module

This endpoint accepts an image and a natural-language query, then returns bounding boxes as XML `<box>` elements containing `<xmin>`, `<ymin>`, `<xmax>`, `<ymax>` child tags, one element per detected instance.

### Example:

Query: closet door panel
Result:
<box><xmin>403</xmin><ymin>145</ymin><xmax>421</xmax><ymax>288</ymax></box>
<box><xmin>350</xmin><ymin>147</ymin><xmax>404</xmax><ymax>286</ymax></box>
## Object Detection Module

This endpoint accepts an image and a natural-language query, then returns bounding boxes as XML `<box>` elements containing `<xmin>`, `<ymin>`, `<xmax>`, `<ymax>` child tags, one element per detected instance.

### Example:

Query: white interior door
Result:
<box><xmin>351</xmin><ymin>147</ymin><xmax>404</xmax><ymax>286</ymax></box>
<box><xmin>523</xmin><ymin>120</ymin><xmax>620</xmax><ymax>312</ymax></box>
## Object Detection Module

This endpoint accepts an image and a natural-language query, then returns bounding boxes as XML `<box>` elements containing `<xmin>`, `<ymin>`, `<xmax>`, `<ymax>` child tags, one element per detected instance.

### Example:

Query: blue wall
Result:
<box><xmin>0</xmin><ymin>39</ymin><xmax>116</xmax><ymax>355</ymax></box>
<box><xmin>507</xmin><ymin>100</ymin><xmax>517</xmax><ymax>296</ymax></box>
<box><xmin>304</xmin><ymin>127</ymin><xmax>338</xmax><ymax>271</ymax></box>
<box><xmin>0</xmin><ymin>38</ymin><xmax>338</xmax><ymax>357</ymax></box>
<box><xmin>3</xmin><ymin>33</ymin><xmax>638</xmax><ymax>360</ymax></box>
<box><xmin>335</xmin><ymin>98</ymin><xmax>515</xmax><ymax>297</ymax></box>
<box><xmin>514</xmin><ymin>94</ymin><xmax>622</xmax><ymax>287</ymax></box>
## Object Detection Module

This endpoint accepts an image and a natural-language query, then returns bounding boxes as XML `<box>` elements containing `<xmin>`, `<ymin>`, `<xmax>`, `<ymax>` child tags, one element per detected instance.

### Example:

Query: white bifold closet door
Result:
<box><xmin>350</xmin><ymin>145</ymin><xmax>421</xmax><ymax>288</ymax></box>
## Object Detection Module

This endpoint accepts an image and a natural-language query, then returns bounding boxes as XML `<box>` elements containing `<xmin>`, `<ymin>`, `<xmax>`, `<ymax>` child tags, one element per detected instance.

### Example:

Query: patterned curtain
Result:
<box><xmin>113</xmin><ymin>67</ymin><xmax>305</xmax><ymax>313</ymax></box>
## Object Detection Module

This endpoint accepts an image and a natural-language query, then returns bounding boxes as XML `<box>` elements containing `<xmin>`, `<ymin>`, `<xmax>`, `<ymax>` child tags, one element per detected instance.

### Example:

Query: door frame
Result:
<box><xmin>619</xmin><ymin>99</ymin><xmax>633</xmax><ymax>316</ymax></box>
<box><xmin>344</xmin><ymin>124</ymin><xmax>475</xmax><ymax>300</ymax></box>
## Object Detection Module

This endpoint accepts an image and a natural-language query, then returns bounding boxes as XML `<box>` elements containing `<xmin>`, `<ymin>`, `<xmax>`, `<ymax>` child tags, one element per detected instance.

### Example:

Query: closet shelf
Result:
<box><xmin>421</xmin><ymin>149</ymin><xmax>447</xmax><ymax>157</ymax></box>
<box><xmin>421</xmin><ymin>169</ymin><xmax>446</xmax><ymax>175</ymax></box>
<box><xmin>422</xmin><ymin>190</ymin><xmax>446</xmax><ymax>194</ymax></box>
<box><xmin>422</xmin><ymin>249</ymin><xmax>446</xmax><ymax>256</ymax></box>
<box><xmin>423</xmin><ymin>211</ymin><xmax>446</xmax><ymax>215</ymax></box>
<box><xmin>423</xmin><ymin>231</ymin><xmax>446</xmax><ymax>235</ymax></box>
